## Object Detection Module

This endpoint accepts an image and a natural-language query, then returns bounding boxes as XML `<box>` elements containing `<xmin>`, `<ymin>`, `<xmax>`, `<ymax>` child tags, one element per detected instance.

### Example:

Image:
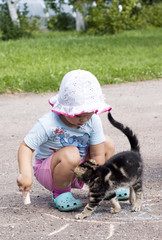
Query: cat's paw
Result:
<box><xmin>132</xmin><ymin>198</ymin><xmax>142</xmax><ymax>212</ymax></box>
<box><xmin>75</xmin><ymin>209</ymin><xmax>93</xmax><ymax>219</ymax></box>
<box><xmin>110</xmin><ymin>206</ymin><xmax>121</xmax><ymax>214</ymax></box>
<box><xmin>75</xmin><ymin>213</ymin><xmax>87</xmax><ymax>219</ymax></box>
<box><xmin>132</xmin><ymin>203</ymin><xmax>142</xmax><ymax>212</ymax></box>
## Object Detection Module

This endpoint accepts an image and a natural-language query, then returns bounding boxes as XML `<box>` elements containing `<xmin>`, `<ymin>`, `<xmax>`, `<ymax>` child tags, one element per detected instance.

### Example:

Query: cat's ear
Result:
<box><xmin>73</xmin><ymin>166</ymin><xmax>86</xmax><ymax>177</ymax></box>
<box><xmin>89</xmin><ymin>159</ymin><xmax>97</xmax><ymax>165</ymax></box>
<box><xmin>87</xmin><ymin>159</ymin><xmax>99</xmax><ymax>170</ymax></box>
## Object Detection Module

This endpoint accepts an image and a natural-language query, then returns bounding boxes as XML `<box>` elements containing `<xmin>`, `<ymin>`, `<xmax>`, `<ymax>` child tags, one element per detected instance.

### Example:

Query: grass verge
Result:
<box><xmin>0</xmin><ymin>27</ymin><xmax>161</xmax><ymax>93</ymax></box>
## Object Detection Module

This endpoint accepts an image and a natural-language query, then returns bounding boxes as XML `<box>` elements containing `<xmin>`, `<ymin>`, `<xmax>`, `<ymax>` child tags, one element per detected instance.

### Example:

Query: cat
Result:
<box><xmin>74</xmin><ymin>112</ymin><xmax>143</xmax><ymax>219</ymax></box>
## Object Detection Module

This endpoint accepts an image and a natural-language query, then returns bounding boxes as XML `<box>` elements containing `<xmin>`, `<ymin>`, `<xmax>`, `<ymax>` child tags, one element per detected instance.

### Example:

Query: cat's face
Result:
<box><xmin>73</xmin><ymin>159</ymin><xmax>98</xmax><ymax>183</ymax></box>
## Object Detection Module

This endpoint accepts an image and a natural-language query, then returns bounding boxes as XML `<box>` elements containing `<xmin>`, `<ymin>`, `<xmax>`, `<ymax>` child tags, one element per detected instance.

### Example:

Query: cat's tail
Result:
<box><xmin>108</xmin><ymin>112</ymin><xmax>140</xmax><ymax>153</ymax></box>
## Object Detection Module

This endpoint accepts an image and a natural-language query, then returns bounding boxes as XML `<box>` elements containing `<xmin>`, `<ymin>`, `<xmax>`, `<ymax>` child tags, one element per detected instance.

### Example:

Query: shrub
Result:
<box><xmin>140</xmin><ymin>2</ymin><xmax>162</xmax><ymax>27</ymax></box>
<box><xmin>0</xmin><ymin>2</ymin><xmax>39</xmax><ymax>40</ymax></box>
<box><xmin>0</xmin><ymin>2</ymin><xmax>23</xmax><ymax>40</ymax></box>
<box><xmin>105</xmin><ymin>0</ymin><xmax>143</xmax><ymax>34</ymax></box>
<box><xmin>75</xmin><ymin>0</ymin><xmax>162</xmax><ymax>34</ymax></box>
<box><xmin>47</xmin><ymin>12</ymin><xmax>75</xmax><ymax>31</ymax></box>
<box><xmin>17</xmin><ymin>3</ymin><xmax>40</xmax><ymax>33</ymax></box>
<box><xmin>85</xmin><ymin>0</ymin><xmax>143</xmax><ymax>34</ymax></box>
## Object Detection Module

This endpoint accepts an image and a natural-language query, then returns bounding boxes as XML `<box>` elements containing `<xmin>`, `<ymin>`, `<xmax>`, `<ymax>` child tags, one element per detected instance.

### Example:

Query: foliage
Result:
<box><xmin>0</xmin><ymin>28</ymin><xmax>161</xmax><ymax>93</ymax></box>
<box><xmin>47</xmin><ymin>12</ymin><xmax>75</xmax><ymax>31</ymax></box>
<box><xmin>44</xmin><ymin>0</ymin><xmax>75</xmax><ymax>31</ymax></box>
<box><xmin>77</xmin><ymin>0</ymin><xmax>143</xmax><ymax>34</ymax></box>
<box><xmin>140</xmin><ymin>2</ymin><xmax>162</xmax><ymax>27</ymax></box>
<box><xmin>0</xmin><ymin>2</ymin><xmax>22</xmax><ymax>40</ymax></box>
<box><xmin>0</xmin><ymin>1</ymin><xmax>39</xmax><ymax>41</ymax></box>
<box><xmin>17</xmin><ymin>3</ymin><xmax>40</xmax><ymax>33</ymax></box>
<box><xmin>104</xmin><ymin>0</ymin><xmax>143</xmax><ymax>34</ymax></box>
<box><xmin>44</xmin><ymin>0</ymin><xmax>65</xmax><ymax>13</ymax></box>
<box><xmin>69</xmin><ymin>0</ymin><xmax>162</xmax><ymax>34</ymax></box>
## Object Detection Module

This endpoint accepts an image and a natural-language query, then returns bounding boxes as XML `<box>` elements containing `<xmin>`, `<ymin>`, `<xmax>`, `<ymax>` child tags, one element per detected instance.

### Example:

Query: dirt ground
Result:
<box><xmin>0</xmin><ymin>79</ymin><xmax>162</xmax><ymax>240</ymax></box>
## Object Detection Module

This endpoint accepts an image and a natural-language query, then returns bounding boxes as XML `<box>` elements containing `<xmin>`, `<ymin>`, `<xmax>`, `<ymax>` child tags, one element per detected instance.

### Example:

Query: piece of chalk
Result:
<box><xmin>23</xmin><ymin>192</ymin><xmax>31</xmax><ymax>205</ymax></box>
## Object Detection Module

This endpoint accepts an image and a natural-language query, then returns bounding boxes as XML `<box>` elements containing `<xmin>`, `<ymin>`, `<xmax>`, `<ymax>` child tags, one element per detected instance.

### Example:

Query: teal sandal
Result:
<box><xmin>52</xmin><ymin>192</ymin><xmax>83</xmax><ymax>211</ymax></box>
<box><xmin>104</xmin><ymin>188</ymin><xmax>130</xmax><ymax>201</ymax></box>
<box><xmin>115</xmin><ymin>188</ymin><xmax>130</xmax><ymax>201</ymax></box>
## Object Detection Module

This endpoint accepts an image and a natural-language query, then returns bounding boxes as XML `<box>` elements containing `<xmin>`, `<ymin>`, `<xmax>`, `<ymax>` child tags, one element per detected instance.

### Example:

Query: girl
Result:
<box><xmin>17</xmin><ymin>69</ymin><xmax>127</xmax><ymax>211</ymax></box>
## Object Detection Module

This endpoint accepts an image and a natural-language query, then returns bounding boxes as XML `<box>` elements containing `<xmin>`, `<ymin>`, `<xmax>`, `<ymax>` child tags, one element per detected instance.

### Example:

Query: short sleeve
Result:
<box><xmin>24</xmin><ymin>121</ymin><xmax>48</xmax><ymax>150</ymax></box>
<box><xmin>89</xmin><ymin>115</ymin><xmax>105</xmax><ymax>145</ymax></box>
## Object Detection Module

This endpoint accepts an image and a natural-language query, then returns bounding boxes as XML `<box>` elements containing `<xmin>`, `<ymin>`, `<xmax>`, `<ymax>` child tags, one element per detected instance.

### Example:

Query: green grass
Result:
<box><xmin>0</xmin><ymin>27</ymin><xmax>162</xmax><ymax>93</ymax></box>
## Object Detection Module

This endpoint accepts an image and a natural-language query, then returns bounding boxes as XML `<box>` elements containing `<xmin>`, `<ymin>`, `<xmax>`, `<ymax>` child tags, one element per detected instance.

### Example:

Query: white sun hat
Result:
<box><xmin>49</xmin><ymin>69</ymin><xmax>112</xmax><ymax>117</ymax></box>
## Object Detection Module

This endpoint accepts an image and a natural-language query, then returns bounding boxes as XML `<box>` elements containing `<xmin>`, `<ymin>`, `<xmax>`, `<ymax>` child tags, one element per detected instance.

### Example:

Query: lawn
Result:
<box><xmin>0</xmin><ymin>27</ymin><xmax>162</xmax><ymax>93</ymax></box>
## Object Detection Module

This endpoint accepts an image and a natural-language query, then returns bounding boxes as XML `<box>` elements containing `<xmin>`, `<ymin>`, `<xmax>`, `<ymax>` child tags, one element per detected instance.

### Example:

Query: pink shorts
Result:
<box><xmin>33</xmin><ymin>153</ymin><xmax>85</xmax><ymax>193</ymax></box>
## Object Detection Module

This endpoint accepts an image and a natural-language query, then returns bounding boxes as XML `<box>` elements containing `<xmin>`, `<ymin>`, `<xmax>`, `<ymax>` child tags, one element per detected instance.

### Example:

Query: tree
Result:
<box><xmin>6</xmin><ymin>0</ymin><xmax>20</xmax><ymax>26</ymax></box>
<box><xmin>44</xmin><ymin>0</ymin><xmax>85</xmax><ymax>31</ymax></box>
<box><xmin>76</xmin><ymin>8</ymin><xmax>85</xmax><ymax>31</ymax></box>
<box><xmin>0</xmin><ymin>0</ymin><xmax>39</xmax><ymax>40</ymax></box>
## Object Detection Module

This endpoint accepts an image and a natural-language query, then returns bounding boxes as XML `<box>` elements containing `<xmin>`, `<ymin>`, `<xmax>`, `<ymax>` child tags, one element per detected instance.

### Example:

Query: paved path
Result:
<box><xmin>0</xmin><ymin>79</ymin><xmax>162</xmax><ymax>240</ymax></box>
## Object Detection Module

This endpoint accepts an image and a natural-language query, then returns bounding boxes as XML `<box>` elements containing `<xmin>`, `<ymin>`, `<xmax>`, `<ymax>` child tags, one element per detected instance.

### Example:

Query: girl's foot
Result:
<box><xmin>115</xmin><ymin>188</ymin><xmax>130</xmax><ymax>201</ymax></box>
<box><xmin>52</xmin><ymin>192</ymin><xmax>83</xmax><ymax>211</ymax></box>
<box><xmin>104</xmin><ymin>188</ymin><xmax>130</xmax><ymax>201</ymax></box>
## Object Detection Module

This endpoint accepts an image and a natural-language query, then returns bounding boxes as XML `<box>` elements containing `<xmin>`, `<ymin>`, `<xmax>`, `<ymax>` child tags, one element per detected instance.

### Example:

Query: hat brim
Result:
<box><xmin>49</xmin><ymin>95</ymin><xmax>112</xmax><ymax>118</ymax></box>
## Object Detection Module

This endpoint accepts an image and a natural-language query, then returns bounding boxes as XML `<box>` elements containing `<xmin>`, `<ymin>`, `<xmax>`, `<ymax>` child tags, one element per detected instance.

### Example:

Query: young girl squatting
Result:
<box><xmin>17</xmin><ymin>69</ymin><xmax>116</xmax><ymax>211</ymax></box>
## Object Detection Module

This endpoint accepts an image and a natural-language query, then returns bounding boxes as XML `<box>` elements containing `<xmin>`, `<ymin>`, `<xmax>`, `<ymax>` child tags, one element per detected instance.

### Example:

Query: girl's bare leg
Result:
<box><xmin>50</xmin><ymin>146</ymin><xmax>81</xmax><ymax>189</ymax></box>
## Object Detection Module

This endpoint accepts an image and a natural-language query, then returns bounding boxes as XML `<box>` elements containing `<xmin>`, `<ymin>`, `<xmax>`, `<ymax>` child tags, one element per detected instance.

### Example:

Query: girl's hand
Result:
<box><xmin>17</xmin><ymin>173</ymin><xmax>33</xmax><ymax>193</ymax></box>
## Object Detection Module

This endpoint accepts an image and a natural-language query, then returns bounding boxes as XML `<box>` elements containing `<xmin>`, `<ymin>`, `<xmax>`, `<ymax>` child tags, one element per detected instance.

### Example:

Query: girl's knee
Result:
<box><xmin>59</xmin><ymin>146</ymin><xmax>81</xmax><ymax>166</ymax></box>
<box><xmin>51</xmin><ymin>146</ymin><xmax>81</xmax><ymax>173</ymax></box>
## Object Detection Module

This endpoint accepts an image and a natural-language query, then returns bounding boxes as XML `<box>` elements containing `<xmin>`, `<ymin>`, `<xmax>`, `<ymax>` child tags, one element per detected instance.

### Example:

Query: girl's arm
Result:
<box><xmin>89</xmin><ymin>142</ymin><xmax>105</xmax><ymax>165</ymax></box>
<box><xmin>17</xmin><ymin>141</ymin><xmax>34</xmax><ymax>194</ymax></box>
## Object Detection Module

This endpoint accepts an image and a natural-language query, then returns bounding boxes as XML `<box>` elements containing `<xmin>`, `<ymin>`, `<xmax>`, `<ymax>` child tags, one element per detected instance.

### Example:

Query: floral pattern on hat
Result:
<box><xmin>49</xmin><ymin>70</ymin><xmax>112</xmax><ymax>117</ymax></box>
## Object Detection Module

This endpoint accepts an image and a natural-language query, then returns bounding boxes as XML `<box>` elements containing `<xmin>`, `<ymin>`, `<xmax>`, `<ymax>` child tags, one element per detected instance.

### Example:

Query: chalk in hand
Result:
<box><xmin>23</xmin><ymin>191</ymin><xmax>31</xmax><ymax>205</ymax></box>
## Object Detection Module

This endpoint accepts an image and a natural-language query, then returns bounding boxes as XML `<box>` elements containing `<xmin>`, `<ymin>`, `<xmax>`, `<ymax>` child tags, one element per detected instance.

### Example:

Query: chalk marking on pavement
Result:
<box><xmin>107</xmin><ymin>224</ymin><xmax>115</xmax><ymax>239</ymax></box>
<box><xmin>0</xmin><ymin>207</ymin><xmax>20</xmax><ymax>210</ymax></box>
<box><xmin>48</xmin><ymin>224</ymin><xmax>69</xmax><ymax>236</ymax></box>
<box><xmin>45</xmin><ymin>213</ymin><xmax>162</xmax><ymax>223</ymax></box>
<box><xmin>45</xmin><ymin>213</ymin><xmax>123</xmax><ymax>224</ymax></box>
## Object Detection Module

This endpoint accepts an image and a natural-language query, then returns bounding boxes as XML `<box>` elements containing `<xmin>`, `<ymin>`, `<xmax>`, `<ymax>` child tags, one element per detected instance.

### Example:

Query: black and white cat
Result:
<box><xmin>74</xmin><ymin>112</ymin><xmax>143</xmax><ymax>219</ymax></box>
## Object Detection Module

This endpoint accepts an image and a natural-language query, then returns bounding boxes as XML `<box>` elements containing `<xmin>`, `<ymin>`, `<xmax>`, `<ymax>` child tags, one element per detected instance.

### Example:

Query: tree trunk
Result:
<box><xmin>76</xmin><ymin>9</ymin><xmax>85</xmax><ymax>31</ymax></box>
<box><xmin>6</xmin><ymin>0</ymin><xmax>20</xmax><ymax>26</ymax></box>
